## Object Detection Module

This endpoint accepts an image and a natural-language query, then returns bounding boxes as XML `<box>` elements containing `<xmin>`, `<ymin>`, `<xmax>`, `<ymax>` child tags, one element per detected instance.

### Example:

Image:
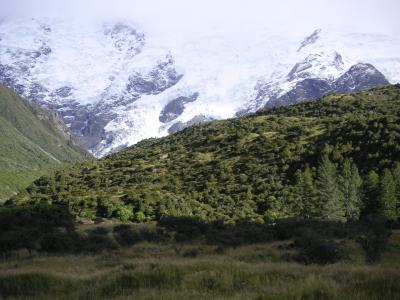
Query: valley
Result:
<box><xmin>1</xmin><ymin>87</ymin><xmax>399</xmax><ymax>300</ymax></box>
<box><xmin>0</xmin><ymin>85</ymin><xmax>89</xmax><ymax>199</ymax></box>
<box><xmin>0</xmin><ymin>4</ymin><xmax>399</xmax><ymax>298</ymax></box>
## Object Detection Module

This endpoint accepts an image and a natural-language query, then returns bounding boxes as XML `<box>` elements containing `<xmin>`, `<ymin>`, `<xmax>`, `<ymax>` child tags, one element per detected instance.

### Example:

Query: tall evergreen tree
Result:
<box><xmin>380</xmin><ymin>169</ymin><xmax>397</xmax><ymax>221</ymax></box>
<box><xmin>362</xmin><ymin>170</ymin><xmax>380</xmax><ymax>215</ymax></box>
<box><xmin>295</xmin><ymin>166</ymin><xmax>317</xmax><ymax>219</ymax></box>
<box><xmin>341</xmin><ymin>159</ymin><xmax>363</xmax><ymax>221</ymax></box>
<box><xmin>316</xmin><ymin>155</ymin><xmax>346</xmax><ymax>221</ymax></box>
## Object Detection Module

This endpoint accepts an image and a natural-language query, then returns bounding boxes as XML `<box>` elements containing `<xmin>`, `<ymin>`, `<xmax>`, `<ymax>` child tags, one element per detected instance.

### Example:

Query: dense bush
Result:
<box><xmin>10</xmin><ymin>86</ymin><xmax>400</xmax><ymax>223</ymax></box>
<box><xmin>0</xmin><ymin>204</ymin><xmax>75</xmax><ymax>256</ymax></box>
<box><xmin>0</xmin><ymin>205</ymin><xmax>393</xmax><ymax>263</ymax></box>
<box><xmin>2</xmin><ymin>86</ymin><xmax>400</xmax><ymax>260</ymax></box>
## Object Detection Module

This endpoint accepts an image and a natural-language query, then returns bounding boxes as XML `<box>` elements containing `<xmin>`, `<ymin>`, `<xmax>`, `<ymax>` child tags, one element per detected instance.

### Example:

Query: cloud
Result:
<box><xmin>1</xmin><ymin>0</ymin><xmax>399</xmax><ymax>36</ymax></box>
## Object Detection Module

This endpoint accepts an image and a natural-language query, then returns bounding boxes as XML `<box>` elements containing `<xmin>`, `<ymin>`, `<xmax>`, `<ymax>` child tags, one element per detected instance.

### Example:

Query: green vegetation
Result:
<box><xmin>0</xmin><ymin>214</ymin><xmax>399</xmax><ymax>299</ymax></box>
<box><xmin>10</xmin><ymin>85</ymin><xmax>400</xmax><ymax>223</ymax></box>
<box><xmin>0</xmin><ymin>85</ymin><xmax>89</xmax><ymax>199</ymax></box>
<box><xmin>1</xmin><ymin>251</ymin><xmax>400</xmax><ymax>300</ymax></box>
<box><xmin>2</xmin><ymin>85</ymin><xmax>400</xmax><ymax>299</ymax></box>
<box><xmin>0</xmin><ymin>205</ymin><xmax>387</xmax><ymax>260</ymax></box>
<box><xmin>0</xmin><ymin>202</ymin><xmax>397</xmax><ymax>299</ymax></box>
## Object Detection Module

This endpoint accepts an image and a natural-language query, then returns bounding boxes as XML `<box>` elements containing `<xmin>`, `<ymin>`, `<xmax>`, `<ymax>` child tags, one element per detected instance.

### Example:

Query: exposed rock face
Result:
<box><xmin>1</xmin><ymin>20</ymin><xmax>398</xmax><ymax>157</ymax></box>
<box><xmin>334</xmin><ymin>63</ymin><xmax>389</xmax><ymax>93</ymax></box>
<box><xmin>287</xmin><ymin>52</ymin><xmax>344</xmax><ymax>81</ymax></box>
<box><xmin>297</xmin><ymin>29</ymin><xmax>321</xmax><ymax>52</ymax></box>
<box><xmin>104</xmin><ymin>22</ymin><xmax>145</xmax><ymax>55</ymax></box>
<box><xmin>265</xmin><ymin>63</ymin><xmax>389</xmax><ymax>108</ymax></box>
<box><xmin>266</xmin><ymin>79</ymin><xmax>332</xmax><ymax>108</ymax></box>
<box><xmin>237</xmin><ymin>62</ymin><xmax>390</xmax><ymax>113</ymax></box>
<box><xmin>159</xmin><ymin>93</ymin><xmax>199</xmax><ymax>123</ymax></box>
<box><xmin>54</xmin><ymin>86</ymin><xmax>72</xmax><ymax>98</ymax></box>
<box><xmin>127</xmin><ymin>56</ymin><xmax>183</xmax><ymax>95</ymax></box>
<box><xmin>0</xmin><ymin>19</ymin><xmax>186</xmax><ymax>156</ymax></box>
<box><xmin>168</xmin><ymin>115</ymin><xmax>213</xmax><ymax>134</ymax></box>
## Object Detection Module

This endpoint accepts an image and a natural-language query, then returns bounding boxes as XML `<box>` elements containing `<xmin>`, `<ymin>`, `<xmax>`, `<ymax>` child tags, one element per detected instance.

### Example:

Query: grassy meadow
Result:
<box><xmin>0</xmin><ymin>222</ymin><xmax>399</xmax><ymax>300</ymax></box>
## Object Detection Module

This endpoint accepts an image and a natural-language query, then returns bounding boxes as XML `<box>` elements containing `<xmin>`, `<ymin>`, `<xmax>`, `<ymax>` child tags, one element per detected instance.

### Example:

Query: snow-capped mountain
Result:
<box><xmin>1</xmin><ymin>18</ymin><xmax>399</xmax><ymax>157</ymax></box>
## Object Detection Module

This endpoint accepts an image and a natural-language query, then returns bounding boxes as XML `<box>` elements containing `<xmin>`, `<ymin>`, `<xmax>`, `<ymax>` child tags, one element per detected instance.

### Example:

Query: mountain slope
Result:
<box><xmin>1</xmin><ymin>18</ymin><xmax>400</xmax><ymax>156</ymax></box>
<box><xmin>256</xmin><ymin>63</ymin><xmax>389</xmax><ymax>109</ymax></box>
<box><xmin>13</xmin><ymin>85</ymin><xmax>400</xmax><ymax>221</ymax></box>
<box><xmin>0</xmin><ymin>85</ymin><xmax>89</xmax><ymax>199</ymax></box>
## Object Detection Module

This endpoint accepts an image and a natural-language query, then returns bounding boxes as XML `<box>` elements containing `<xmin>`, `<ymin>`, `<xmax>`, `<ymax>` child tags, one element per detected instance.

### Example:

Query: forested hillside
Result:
<box><xmin>10</xmin><ymin>85</ymin><xmax>400</xmax><ymax>223</ymax></box>
<box><xmin>0</xmin><ymin>85</ymin><xmax>89</xmax><ymax>199</ymax></box>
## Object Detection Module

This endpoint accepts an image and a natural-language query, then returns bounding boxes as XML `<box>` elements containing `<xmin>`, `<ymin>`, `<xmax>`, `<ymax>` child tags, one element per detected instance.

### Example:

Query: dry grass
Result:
<box><xmin>0</xmin><ymin>231</ymin><xmax>399</xmax><ymax>300</ymax></box>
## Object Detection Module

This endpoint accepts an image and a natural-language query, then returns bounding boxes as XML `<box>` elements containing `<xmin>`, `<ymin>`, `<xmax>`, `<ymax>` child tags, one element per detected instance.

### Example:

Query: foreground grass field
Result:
<box><xmin>1</xmin><ymin>226</ymin><xmax>399</xmax><ymax>300</ymax></box>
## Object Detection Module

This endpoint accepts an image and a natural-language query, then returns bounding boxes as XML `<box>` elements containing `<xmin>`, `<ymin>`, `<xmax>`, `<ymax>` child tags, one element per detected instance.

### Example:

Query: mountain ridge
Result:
<box><xmin>0</xmin><ymin>85</ymin><xmax>90</xmax><ymax>199</ymax></box>
<box><xmin>1</xmin><ymin>18</ymin><xmax>399</xmax><ymax>156</ymax></box>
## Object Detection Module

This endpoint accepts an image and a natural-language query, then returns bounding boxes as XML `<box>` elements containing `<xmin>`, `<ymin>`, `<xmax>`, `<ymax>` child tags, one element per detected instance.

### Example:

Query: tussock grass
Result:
<box><xmin>1</xmin><ymin>261</ymin><xmax>399</xmax><ymax>299</ymax></box>
<box><xmin>1</xmin><ymin>233</ymin><xmax>400</xmax><ymax>300</ymax></box>
<box><xmin>0</xmin><ymin>228</ymin><xmax>398</xmax><ymax>299</ymax></box>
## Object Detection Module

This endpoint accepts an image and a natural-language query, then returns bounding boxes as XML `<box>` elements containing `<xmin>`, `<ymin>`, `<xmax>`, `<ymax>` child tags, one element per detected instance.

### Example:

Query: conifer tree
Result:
<box><xmin>295</xmin><ymin>166</ymin><xmax>317</xmax><ymax>219</ymax></box>
<box><xmin>316</xmin><ymin>155</ymin><xmax>346</xmax><ymax>221</ymax></box>
<box><xmin>341</xmin><ymin>159</ymin><xmax>363</xmax><ymax>221</ymax></box>
<box><xmin>380</xmin><ymin>169</ymin><xmax>397</xmax><ymax>221</ymax></box>
<box><xmin>362</xmin><ymin>170</ymin><xmax>380</xmax><ymax>215</ymax></box>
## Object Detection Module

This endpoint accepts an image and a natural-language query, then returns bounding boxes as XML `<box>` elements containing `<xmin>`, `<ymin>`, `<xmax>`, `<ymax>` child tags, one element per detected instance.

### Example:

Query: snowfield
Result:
<box><xmin>1</xmin><ymin>18</ymin><xmax>399</xmax><ymax>157</ymax></box>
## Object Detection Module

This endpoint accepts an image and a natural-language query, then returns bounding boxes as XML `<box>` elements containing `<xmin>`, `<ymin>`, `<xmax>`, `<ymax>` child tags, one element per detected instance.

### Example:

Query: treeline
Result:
<box><xmin>292</xmin><ymin>157</ymin><xmax>400</xmax><ymax>222</ymax></box>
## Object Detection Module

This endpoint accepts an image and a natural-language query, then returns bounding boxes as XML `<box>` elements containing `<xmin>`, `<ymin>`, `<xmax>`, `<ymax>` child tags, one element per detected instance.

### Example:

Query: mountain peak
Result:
<box><xmin>287</xmin><ymin>51</ymin><xmax>345</xmax><ymax>82</ymax></box>
<box><xmin>1</xmin><ymin>18</ymin><xmax>399</xmax><ymax>157</ymax></box>
<box><xmin>335</xmin><ymin>63</ymin><xmax>389</xmax><ymax>92</ymax></box>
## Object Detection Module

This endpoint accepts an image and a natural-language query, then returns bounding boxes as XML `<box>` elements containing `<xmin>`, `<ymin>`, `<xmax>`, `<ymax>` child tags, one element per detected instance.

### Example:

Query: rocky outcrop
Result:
<box><xmin>0</xmin><ymin>19</ymin><xmax>186</xmax><ymax>156</ymax></box>
<box><xmin>265</xmin><ymin>63</ymin><xmax>389</xmax><ymax>108</ymax></box>
<box><xmin>297</xmin><ymin>29</ymin><xmax>321</xmax><ymax>52</ymax></box>
<box><xmin>104</xmin><ymin>22</ymin><xmax>145</xmax><ymax>55</ymax></box>
<box><xmin>266</xmin><ymin>79</ymin><xmax>332</xmax><ymax>108</ymax></box>
<box><xmin>168</xmin><ymin>115</ymin><xmax>212</xmax><ymax>134</ymax></box>
<box><xmin>126</xmin><ymin>56</ymin><xmax>183</xmax><ymax>96</ymax></box>
<box><xmin>1</xmin><ymin>19</ymin><xmax>398</xmax><ymax>157</ymax></box>
<box><xmin>334</xmin><ymin>63</ymin><xmax>389</xmax><ymax>93</ymax></box>
<box><xmin>287</xmin><ymin>52</ymin><xmax>344</xmax><ymax>81</ymax></box>
<box><xmin>159</xmin><ymin>93</ymin><xmax>199</xmax><ymax>123</ymax></box>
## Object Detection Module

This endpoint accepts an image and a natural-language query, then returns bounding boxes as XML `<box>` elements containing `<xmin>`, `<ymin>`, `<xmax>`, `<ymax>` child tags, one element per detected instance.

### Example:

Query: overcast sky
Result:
<box><xmin>1</xmin><ymin>0</ymin><xmax>399</xmax><ymax>36</ymax></box>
